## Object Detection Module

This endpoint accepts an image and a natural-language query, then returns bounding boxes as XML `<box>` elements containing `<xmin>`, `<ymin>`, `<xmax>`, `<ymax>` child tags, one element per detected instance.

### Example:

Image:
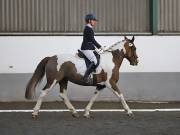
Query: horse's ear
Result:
<box><xmin>124</xmin><ymin>36</ymin><xmax>128</xmax><ymax>40</ymax></box>
<box><xmin>131</xmin><ymin>36</ymin><xmax>135</xmax><ymax>42</ymax></box>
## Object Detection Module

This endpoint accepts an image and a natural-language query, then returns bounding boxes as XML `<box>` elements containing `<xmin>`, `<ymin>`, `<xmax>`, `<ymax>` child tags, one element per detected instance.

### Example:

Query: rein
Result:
<box><xmin>98</xmin><ymin>40</ymin><xmax>124</xmax><ymax>54</ymax></box>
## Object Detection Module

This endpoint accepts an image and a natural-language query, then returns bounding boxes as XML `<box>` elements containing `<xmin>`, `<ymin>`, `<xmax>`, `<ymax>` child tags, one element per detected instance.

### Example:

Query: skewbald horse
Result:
<box><xmin>25</xmin><ymin>36</ymin><xmax>138</xmax><ymax>118</ymax></box>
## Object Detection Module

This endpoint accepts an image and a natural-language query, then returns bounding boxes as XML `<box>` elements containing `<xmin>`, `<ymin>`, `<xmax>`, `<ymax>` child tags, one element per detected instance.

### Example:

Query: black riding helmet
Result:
<box><xmin>85</xmin><ymin>13</ymin><xmax>97</xmax><ymax>23</ymax></box>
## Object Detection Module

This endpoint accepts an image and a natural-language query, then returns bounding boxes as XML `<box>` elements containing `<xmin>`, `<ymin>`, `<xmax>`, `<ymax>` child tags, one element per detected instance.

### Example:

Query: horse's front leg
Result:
<box><xmin>84</xmin><ymin>90</ymin><xmax>101</xmax><ymax>118</ymax></box>
<box><xmin>107</xmin><ymin>79</ymin><xmax>133</xmax><ymax>117</ymax></box>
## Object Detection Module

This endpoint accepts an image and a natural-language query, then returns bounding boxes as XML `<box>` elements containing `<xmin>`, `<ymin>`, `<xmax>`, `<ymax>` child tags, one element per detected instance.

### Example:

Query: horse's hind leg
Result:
<box><xmin>59</xmin><ymin>80</ymin><xmax>79</xmax><ymax>118</ymax></box>
<box><xmin>32</xmin><ymin>80</ymin><xmax>57</xmax><ymax>118</ymax></box>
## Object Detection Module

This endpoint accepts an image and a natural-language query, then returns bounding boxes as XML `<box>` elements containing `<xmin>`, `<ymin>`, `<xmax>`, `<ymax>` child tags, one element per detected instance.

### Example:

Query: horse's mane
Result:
<box><xmin>107</xmin><ymin>41</ymin><xmax>124</xmax><ymax>51</ymax></box>
<box><xmin>98</xmin><ymin>40</ymin><xmax>125</xmax><ymax>55</ymax></box>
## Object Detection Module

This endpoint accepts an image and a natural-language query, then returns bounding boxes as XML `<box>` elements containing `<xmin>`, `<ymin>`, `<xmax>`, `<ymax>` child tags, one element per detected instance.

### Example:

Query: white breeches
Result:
<box><xmin>81</xmin><ymin>50</ymin><xmax>97</xmax><ymax>65</ymax></box>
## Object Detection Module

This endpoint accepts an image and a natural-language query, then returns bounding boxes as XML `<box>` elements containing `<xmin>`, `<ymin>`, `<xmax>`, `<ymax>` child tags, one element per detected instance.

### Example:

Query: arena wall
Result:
<box><xmin>0</xmin><ymin>36</ymin><xmax>180</xmax><ymax>101</ymax></box>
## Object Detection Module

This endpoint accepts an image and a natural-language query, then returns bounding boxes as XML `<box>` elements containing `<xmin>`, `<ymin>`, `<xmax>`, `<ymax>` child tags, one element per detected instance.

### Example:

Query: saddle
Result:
<box><xmin>77</xmin><ymin>50</ymin><xmax>100</xmax><ymax>71</ymax></box>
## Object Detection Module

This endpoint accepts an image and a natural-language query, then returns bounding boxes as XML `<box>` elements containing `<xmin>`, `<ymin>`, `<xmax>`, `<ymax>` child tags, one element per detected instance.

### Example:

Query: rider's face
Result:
<box><xmin>90</xmin><ymin>20</ymin><xmax>97</xmax><ymax>27</ymax></box>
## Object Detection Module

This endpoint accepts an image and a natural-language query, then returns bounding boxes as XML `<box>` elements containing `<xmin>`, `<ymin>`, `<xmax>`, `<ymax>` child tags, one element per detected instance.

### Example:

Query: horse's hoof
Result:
<box><xmin>84</xmin><ymin>115</ymin><xmax>91</xmax><ymax>118</ymax></box>
<box><xmin>32</xmin><ymin>112</ymin><xmax>39</xmax><ymax>119</ymax></box>
<box><xmin>72</xmin><ymin>112</ymin><xmax>80</xmax><ymax>118</ymax></box>
<box><xmin>83</xmin><ymin>114</ymin><xmax>93</xmax><ymax>119</ymax></box>
<box><xmin>127</xmin><ymin>112</ymin><xmax>134</xmax><ymax>118</ymax></box>
<box><xmin>32</xmin><ymin>114</ymin><xmax>38</xmax><ymax>119</ymax></box>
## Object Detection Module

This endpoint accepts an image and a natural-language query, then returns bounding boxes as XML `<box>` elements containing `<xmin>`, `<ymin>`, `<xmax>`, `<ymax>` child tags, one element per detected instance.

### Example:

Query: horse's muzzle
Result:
<box><xmin>130</xmin><ymin>59</ymin><xmax>138</xmax><ymax>66</ymax></box>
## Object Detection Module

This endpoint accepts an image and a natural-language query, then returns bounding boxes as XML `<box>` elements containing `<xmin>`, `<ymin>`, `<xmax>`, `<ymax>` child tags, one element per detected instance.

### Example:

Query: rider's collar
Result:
<box><xmin>86</xmin><ymin>24</ymin><xmax>93</xmax><ymax>28</ymax></box>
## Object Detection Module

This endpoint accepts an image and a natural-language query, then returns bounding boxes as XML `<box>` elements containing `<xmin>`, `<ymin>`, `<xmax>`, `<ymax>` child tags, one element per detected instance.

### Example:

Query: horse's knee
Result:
<box><xmin>110</xmin><ymin>80</ymin><xmax>120</xmax><ymax>91</ymax></box>
<box><xmin>105</xmin><ymin>79</ymin><xmax>115</xmax><ymax>89</ymax></box>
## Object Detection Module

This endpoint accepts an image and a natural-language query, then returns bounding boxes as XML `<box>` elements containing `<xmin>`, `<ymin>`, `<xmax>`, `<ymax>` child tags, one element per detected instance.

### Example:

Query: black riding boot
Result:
<box><xmin>83</xmin><ymin>62</ymin><xmax>95</xmax><ymax>82</ymax></box>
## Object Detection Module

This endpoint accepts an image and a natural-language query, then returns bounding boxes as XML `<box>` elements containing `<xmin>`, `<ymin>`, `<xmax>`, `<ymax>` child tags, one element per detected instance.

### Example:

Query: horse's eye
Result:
<box><xmin>129</xmin><ymin>43</ymin><xmax>133</xmax><ymax>47</ymax></box>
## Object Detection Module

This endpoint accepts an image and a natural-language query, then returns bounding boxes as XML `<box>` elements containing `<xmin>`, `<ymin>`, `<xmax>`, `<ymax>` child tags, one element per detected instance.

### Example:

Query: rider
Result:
<box><xmin>81</xmin><ymin>13</ymin><xmax>104</xmax><ymax>81</ymax></box>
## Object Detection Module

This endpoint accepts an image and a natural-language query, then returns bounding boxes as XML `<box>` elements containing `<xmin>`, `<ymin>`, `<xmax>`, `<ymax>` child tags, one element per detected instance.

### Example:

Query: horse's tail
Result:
<box><xmin>25</xmin><ymin>57</ymin><xmax>50</xmax><ymax>99</ymax></box>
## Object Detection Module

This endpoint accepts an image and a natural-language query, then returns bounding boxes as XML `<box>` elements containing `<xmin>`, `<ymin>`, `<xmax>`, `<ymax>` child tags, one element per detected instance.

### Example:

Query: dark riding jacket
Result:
<box><xmin>81</xmin><ymin>25</ymin><xmax>101</xmax><ymax>50</ymax></box>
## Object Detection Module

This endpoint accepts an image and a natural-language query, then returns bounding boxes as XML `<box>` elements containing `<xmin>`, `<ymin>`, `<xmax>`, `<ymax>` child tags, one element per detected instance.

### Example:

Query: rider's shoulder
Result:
<box><xmin>84</xmin><ymin>26</ymin><xmax>93</xmax><ymax>34</ymax></box>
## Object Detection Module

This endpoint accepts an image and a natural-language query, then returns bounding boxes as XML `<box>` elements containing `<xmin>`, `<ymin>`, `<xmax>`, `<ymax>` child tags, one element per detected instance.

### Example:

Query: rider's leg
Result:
<box><xmin>81</xmin><ymin>50</ymin><xmax>97</xmax><ymax>80</ymax></box>
<box><xmin>81</xmin><ymin>50</ymin><xmax>97</xmax><ymax>65</ymax></box>
<box><xmin>83</xmin><ymin>62</ymin><xmax>95</xmax><ymax>79</ymax></box>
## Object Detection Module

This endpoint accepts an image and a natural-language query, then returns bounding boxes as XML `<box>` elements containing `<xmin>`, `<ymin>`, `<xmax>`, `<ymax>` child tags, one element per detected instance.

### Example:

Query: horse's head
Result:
<box><xmin>105</xmin><ymin>36</ymin><xmax>139</xmax><ymax>66</ymax></box>
<box><xmin>123</xmin><ymin>36</ymin><xmax>138</xmax><ymax>66</ymax></box>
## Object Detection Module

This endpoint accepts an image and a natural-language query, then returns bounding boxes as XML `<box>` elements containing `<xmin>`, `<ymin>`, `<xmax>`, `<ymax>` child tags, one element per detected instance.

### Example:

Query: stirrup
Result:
<box><xmin>83</xmin><ymin>75</ymin><xmax>93</xmax><ymax>84</ymax></box>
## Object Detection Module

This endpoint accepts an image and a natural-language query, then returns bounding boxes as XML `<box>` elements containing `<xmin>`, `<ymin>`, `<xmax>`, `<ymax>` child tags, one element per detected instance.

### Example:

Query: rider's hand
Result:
<box><xmin>100</xmin><ymin>46</ymin><xmax>106</xmax><ymax>51</ymax></box>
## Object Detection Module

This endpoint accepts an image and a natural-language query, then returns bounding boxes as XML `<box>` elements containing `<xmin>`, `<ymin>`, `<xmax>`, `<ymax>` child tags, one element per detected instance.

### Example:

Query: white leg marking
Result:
<box><xmin>84</xmin><ymin>90</ymin><xmax>100</xmax><ymax>117</ymax></box>
<box><xmin>33</xmin><ymin>80</ymin><xmax>57</xmax><ymax>115</ymax></box>
<box><xmin>105</xmin><ymin>76</ymin><xmax>111</xmax><ymax>88</ymax></box>
<box><xmin>59</xmin><ymin>90</ymin><xmax>77</xmax><ymax>114</ymax></box>
<box><xmin>113</xmin><ymin>91</ymin><xmax>132</xmax><ymax>114</ymax></box>
<box><xmin>105</xmin><ymin>76</ymin><xmax>133</xmax><ymax>115</ymax></box>
<box><xmin>33</xmin><ymin>90</ymin><xmax>47</xmax><ymax>115</ymax></box>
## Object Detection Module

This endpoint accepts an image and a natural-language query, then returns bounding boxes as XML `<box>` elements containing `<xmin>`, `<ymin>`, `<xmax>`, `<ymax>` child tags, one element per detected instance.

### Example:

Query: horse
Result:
<box><xmin>25</xmin><ymin>36</ymin><xmax>138</xmax><ymax>118</ymax></box>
